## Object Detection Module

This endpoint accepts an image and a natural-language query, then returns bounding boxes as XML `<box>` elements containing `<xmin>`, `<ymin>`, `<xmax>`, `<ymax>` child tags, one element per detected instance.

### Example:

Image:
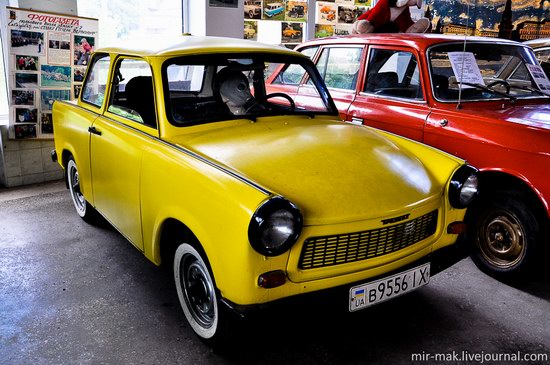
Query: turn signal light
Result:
<box><xmin>258</xmin><ymin>270</ymin><xmax>287</xmax><ymax>289</ymax></box>
<box><xmin>447</xmin><ymin>222</ymin><xmax>467</xmax><ymax>234</ymax></box>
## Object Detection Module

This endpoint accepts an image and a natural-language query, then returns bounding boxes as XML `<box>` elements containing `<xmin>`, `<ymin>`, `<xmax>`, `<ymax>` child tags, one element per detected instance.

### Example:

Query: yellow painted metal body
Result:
<box><xmin>53</xmin><ymin>36</ymin><xmax>469</xmax><ymax>306</ymax></box>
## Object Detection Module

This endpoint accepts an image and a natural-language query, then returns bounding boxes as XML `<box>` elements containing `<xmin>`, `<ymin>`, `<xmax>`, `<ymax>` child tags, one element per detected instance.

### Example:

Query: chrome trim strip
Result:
<box><xmin>55</xmin><ymin>100</ymin><xmax>272</xmax><ymax>196</ymax></box>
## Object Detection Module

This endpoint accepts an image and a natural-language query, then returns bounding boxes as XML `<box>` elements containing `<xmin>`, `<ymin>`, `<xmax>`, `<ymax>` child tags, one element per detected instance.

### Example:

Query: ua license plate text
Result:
<box><xmin>349</xmin><ymin>263</ymin><xmax>430</xmax><ymax>312</ymax></box>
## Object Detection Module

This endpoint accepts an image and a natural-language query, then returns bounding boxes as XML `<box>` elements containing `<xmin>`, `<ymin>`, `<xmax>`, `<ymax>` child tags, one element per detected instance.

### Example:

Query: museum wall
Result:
<box><xmin>0</xmin><ymin>0</ymin><xmax>76</xmax><ymax>187</ymax></box>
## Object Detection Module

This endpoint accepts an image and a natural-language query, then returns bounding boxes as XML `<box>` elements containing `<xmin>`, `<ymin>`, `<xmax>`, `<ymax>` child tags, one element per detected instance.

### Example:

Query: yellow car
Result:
<box><xmin>52</xmin><ymin>35</ymin><xmax>478</xmax><ymax>345</ymax></box>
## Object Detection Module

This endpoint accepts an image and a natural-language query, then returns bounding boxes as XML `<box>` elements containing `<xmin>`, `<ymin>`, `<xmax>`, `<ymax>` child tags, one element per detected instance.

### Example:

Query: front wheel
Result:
<box><xmin>174</xmin><ymin>243</ymin><xmax>228</xmax><ymax>344</ymax></box>
<box><xmin>470</xmin><ymin>193</ymin><xmax>541</xmax><ymax>279</ymax></box>
<box><xmin>66</xmin><ymin>157</ymin><xmax>97</xmax><ymax>222</ymax></box>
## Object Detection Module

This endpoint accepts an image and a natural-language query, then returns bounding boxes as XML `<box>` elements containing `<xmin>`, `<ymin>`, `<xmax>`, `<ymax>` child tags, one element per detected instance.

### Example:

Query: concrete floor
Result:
<box><xmin>1</xmin><ymin>181</ymin><xmax>549</xmax><ymax>364</ymax></box>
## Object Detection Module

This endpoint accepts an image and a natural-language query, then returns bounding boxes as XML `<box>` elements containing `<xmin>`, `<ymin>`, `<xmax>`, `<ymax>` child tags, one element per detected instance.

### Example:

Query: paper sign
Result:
<box><xmin>448</xmin><ymin>52</ymin><xmax>485</xmax><ymax>88</ymax></box>
<box><xmin>526</xmin><ymin>63</ymin><xmax>550</xmax><ymax>94</ymax></box>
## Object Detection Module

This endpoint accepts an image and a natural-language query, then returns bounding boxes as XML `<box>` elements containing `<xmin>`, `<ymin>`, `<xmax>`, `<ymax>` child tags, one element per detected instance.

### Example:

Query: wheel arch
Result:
<box><xmin>477</xmin><ymin>170</ymin><xmax>547</xmax><ymax>220</ymax></box>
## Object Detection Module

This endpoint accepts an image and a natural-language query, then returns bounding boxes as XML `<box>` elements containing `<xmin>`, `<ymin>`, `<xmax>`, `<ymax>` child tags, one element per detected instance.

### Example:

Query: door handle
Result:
<box><xmin>350</xmin><ymin>117</ymin><xmax>364</xmax><ymax>125</ymax></box>
<box><xmin>88</xmin><ymin>126</ymin><xmax>102</xmax><ymax>135</ymax></box>
<box><xmin>439</xmin><ymin>119</ymin><xmax>449</xmax><ymax>127</ymax></box>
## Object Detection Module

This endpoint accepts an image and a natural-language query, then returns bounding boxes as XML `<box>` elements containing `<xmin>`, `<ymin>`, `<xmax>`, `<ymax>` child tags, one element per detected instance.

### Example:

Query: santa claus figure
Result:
<box><xmin>352</xmin><ymin>0</ymin><xmax>431</xmax><ymax>34</ymax></box>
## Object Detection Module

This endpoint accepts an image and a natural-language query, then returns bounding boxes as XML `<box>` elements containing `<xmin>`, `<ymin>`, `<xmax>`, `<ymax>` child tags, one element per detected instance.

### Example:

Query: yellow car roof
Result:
<box><xmin>97</xmin><ymin>35</ymin><xmax>303</xmax><ymax>58</ymax></box>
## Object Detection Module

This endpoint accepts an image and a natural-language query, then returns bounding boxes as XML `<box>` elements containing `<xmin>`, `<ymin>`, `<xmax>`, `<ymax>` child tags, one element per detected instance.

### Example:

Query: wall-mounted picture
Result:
<box><xmin>14</xmin><ymin>124</ymin><xmax>37</xmax><ymax>139</ymax></box>
<box><xmin>244</xmin><ymin>0</ymin><xmax>262</xmax><ymax>19</ymax></box>
<box><xmin>74</xmin><ymin>35</ymin><xmax>95</xmax><ymax>66</ymax></box>
<box><xmin>73</xmin><ymin>84</ymin><xmax>82</xmax><ymax>99</ymax></box>
<box><xmin>316</xmin><ymin>2</ymin><xmax>338</xmax><ymax>24</ymax></box>
<box><xmin>263</xmin><ymin>1</ymin><xmax>286</xmax><ymax>21</ymax></box>
<box><xmin>315</xmin><ymin>24</ymin><xmax>335</xmax><ymax>38</ymax></box>
<box><xmin>244</xmin><ymin>21</ymin><xmax>258</xmax><ymax>40</ymax></box>
<box><xmin>48</xmin><ymin>31</ymin><xmax>72</xmax><ymax>66</ymax></box>
<box><xmin>354</xmin><ymin>0</ymin><xmax>371</xmax><ymax>5</ymax></box>
<box><xmin>281</xmin><ymin>22</ymin><xmax>303</xmax><ymax>43</ymax></box>
<box><xmin>73</xmin><ymin>66</ymin><xmax>86</xmax><ymax>82</ymax></box>
<box><xmin>41</xmin><ymin>113</ymin><xmax>54</xmax><ymax>134</ymax></box>
<box><xmin>15</xmin><ymin>73</ymin><xmax>39</xmax><ymax>88</ymax></box>
<box><xmin>41</xmin><ymin>65</ymin><xmax>71</xmax><ymax>87</ymax></box>
<box><xmin>10</xmin><ymin>30</ymin><xmax>44</xmax><ymax>55</ymax></box>
<box><xmin>12</xmin><ymin>90</ymin><xmax>35</xmax><ymax>106</ymax></box>
<box><xmin>15</xmin><ymin>108</ymin><xmax>38</xmax><ymax>124</ymax></box>
<box><xmin>15</xmin><ymin>55</ymin><xmax>38</xmax><ymax>71</ymax></box>
<box><xmin>338</xmin><ymin>0</ymin><xmax>354</xmax><ymax>5</ymax></box>
<box><xmin>41</xmin><ymin>89</ymin><xmax>70</xmax><ymax>111</ymax></box>
<box><xmin>285</xmin><ymin>1</ymin><xmax>307</xmax><ymax>22</ymax></box>
<box><xmin>335</xmin><ymin>24</ymin><xmax>354</xmax><ymax>36</ymax></box>
<box><xmin>338</xmin><ymin>5</ymin><xmax>356</xmax><ymax>24</ymax></box>
<box><xmin>209</xmin><ymin>0</ymin><xmax>238</xmax><ymax>8</ymax></box>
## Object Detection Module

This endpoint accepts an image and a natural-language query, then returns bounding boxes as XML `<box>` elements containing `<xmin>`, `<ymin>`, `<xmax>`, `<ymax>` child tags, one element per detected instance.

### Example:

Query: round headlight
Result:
<box><xmin>248</xmin><ymin>197</ymin><xmax>303</xmax><ymax>256</ymax></box>
<box><xmin>449</xmin><ymin>165</ymin><xmax>479</xmax><ymax>208</ymax></box>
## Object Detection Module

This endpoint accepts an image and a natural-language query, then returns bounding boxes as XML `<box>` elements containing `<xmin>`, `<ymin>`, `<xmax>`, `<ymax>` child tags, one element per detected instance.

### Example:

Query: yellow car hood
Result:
<box><xmin>167</xmin><ymin>117</ymin><xmax>443</xmax><ymax>225</ymax></box>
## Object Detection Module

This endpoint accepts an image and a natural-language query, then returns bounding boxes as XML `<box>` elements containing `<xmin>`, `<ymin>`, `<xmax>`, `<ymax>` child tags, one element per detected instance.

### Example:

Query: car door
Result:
<box><xmin>347</xmin><ymin>45</ymin><xmax>429</xmax><ymax>142</ymax></box>
<box><xmin>89</xmin><ymin>57</ymin><xmax>159</xmax><ymax>251</ymax></box>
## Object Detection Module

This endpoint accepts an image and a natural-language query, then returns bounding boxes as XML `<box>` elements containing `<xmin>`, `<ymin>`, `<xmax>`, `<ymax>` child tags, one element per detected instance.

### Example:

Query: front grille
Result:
<box><xmin>299</xmin><ymin>210</ymin><xmax>438</xmax><ymax>270</ymax></box>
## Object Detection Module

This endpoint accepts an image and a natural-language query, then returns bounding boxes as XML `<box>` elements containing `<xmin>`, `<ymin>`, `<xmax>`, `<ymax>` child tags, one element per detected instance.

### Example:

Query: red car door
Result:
<box><xmin>346</xmin><ymin>45</ymin><xmax>430</xmax><ymax>142</ymax></box>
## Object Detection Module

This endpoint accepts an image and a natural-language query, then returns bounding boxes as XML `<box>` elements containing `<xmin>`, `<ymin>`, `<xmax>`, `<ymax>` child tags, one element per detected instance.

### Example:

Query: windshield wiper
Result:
<box><xmin>453</xmin><ymin>82</ymin><xmax>517</xmax><ymax>101</ymax></box>
<box><xmin>508</xmin><ymin>85</ymin><xmax>550</xmax><ymax>97</ymax></box>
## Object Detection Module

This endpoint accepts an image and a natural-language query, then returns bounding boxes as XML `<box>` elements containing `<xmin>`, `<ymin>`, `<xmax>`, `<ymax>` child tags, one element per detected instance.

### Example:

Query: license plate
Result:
<box><xmin>349</xmin><ymin>263</ymin><xmax>430</xmax><ymax>312</ymax></box>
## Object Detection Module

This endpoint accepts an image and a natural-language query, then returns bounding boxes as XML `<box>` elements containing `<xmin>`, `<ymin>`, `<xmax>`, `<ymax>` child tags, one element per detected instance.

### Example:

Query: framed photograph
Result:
<box><xmin>15</xmin><ymin>108</ymin><xmax>38</xmax><ymax>124</ymax></box>
<box><xmin>281</xmin><ymin>22</ymin><xmax>304</xmax><ymax>43</ymax></box>
<box><xmin>41</xmin><ymin>113</ymin><xmax>54</xmax><ymax>134</ymax></box>
<box><xmin>14</xmin><ymin>124</ymin><xmax>37</xmax><ymax>139</ymax></box>
<box><xmin>338</xmin><ymin>5</ymin><xmax>356</xmax><ymax>23</ymax></box>
<box><xmin>12</xmin><ymin>89</ymin><xmax>35</xmax><ymax>106</ymax></box>
<box><xmin>73</xmin><ymin>84</ymin><xmax>82</xmax><ymax>99</ymax></box>
<box><xmin>286</xmin><ymin>1</ymin><xmax>308</xmax><ymax>22</ymax></box>
<box><xmin>316</xmin><ymin>2</ymin><xmax>338</xmax><ymax>24</ymax></box>
<box><xmin>244</xmin><ymin>0</ymin><xmax>262</xmax><ymax>19</ymax></box>
<box><xmin>244</xmin><ymin>21</ymin><xmax>258</xmax><ymax>41</ymax></box>
<box><xmin>74</xmin><ymin>35</ymin><xmax>95</xmax><ymax>66</ymax></box>
<box><xmin>41</xmin><ymin>89</ymin><xmax>71</xmax><ymax>111</ymax></box>
<box><xmin>41</xmin><ymin>65</ymin><xmax>71</xmax><ymax>87</ymax></box>
<box><xmin>209</xmin><ymin>0</ymin><xmax>238</xmax><ymax>8</ymax></box>
<box><xmin>15</xmin><ymin>73</ymin><xmax>39</xmax><ymax>88</ymax></box>
<box><xmin>10</xmin><ymin>30</ymin><xmax>44</xmax><ymax>55</ymax></box>
<box><xmin>73</xmin><ymin>66</ymin><xmax>86</xmax><ymax>82</ymax></box>
<box><xmin>315</xmin><ymin>24</ymin><xmax>335</xmax><ymax>38</ymax></box>
<box><xmin>263</xmin><ymin>1</ymin><xmax>286</xmax><ymax>20</ymax></box>
<box><xmin>15</xmin><ymin>55</ymin><xmax>38</xmax><ymax>71</ymax></box>
<box><xmin>47</xmin><ymin>31</ymin><xmax>72</xmax><ymax>66</ymax></box>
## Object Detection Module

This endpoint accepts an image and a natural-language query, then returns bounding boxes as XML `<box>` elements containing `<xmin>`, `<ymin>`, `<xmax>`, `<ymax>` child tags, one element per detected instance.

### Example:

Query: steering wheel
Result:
<box><xmin>486</xmin><ymin>80</ymin><xmax>511</xmax><ymax>94</ymax></box>
<box><xmin>265</xmin><ymin>92</ymin><xmax>296</xmax><ymax>111</ymax></box>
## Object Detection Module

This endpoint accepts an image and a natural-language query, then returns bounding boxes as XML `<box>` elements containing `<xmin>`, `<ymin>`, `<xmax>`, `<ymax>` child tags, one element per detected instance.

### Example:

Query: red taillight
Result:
<box><xmin>258</xmin><ymin>270</ymin><xmax>286</xmax><ymax>289</ymax></box>
<box><xmin>447</xmin><ymin>221</ymin><xmax>467</xmax><ymax>234</ymax></box>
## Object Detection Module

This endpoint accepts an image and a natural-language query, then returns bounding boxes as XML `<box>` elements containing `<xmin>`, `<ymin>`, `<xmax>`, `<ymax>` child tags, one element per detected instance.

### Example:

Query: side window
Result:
<box><xmin>315</xmin><ymin>47</ymin><xmax>362</xmax><ymax>90</ymax></box>
<box><xmin>108</xmin><ymin>58</ymin><xmax>156</xmax><ymax>128</ymax></box>
<box><xmin>364</xmin><ymin>48</ymin><xmax>423</xmax><ymax>100</ymax></box>
<box><xmin>270</xmin><ymin>46</ymin><xmax>318</xmax><ymax>85</ymax></box>
<box><xmin>82</xmin><ymin>54</ymin><xmax>110</xmax><ymax>107</ymax></box>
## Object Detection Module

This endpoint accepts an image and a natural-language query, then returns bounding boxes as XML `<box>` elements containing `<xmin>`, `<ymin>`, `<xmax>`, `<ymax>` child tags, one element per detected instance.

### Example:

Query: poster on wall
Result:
<box><xmin>6</xmin><ymin>7</ymin><xmax>98</xmax><ymax>139</ymax></box>
<box><xmin>209</xmin><ymin>0</ymin><xmax>238</xmax><ymax>8</ymax></box>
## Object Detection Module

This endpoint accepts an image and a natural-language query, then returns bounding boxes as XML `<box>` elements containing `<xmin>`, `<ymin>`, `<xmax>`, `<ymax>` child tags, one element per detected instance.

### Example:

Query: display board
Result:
<box><xmin>314</xmin><ymin>0</ymin><xmax>371</xmax><ymax>38</ymax></box>
<box><xmin>6</xmin><ymin>7</ymin><xmax>98</xmax><ymax>139</ymax></box>
<box><xmin>243</xmin><ymin>0</ymin><xmax>309</xmax><ymax>46</ymax></box>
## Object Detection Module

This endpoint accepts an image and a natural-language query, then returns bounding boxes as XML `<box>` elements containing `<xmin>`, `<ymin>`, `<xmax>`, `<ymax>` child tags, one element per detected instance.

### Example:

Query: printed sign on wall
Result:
<box><xmin>7</xmin><ymin>7</ymin><xmax>98</xmax><ymax>139</ymax></box>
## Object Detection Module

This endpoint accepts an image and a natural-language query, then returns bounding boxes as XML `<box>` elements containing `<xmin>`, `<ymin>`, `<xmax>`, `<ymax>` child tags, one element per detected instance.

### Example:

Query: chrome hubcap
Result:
<box><xmin>69</xmin><ymin>164</ymin><xmax>85</xmax><ymax>212</ymax></box>
<box><xmin>182</xmin><ymin>256</ymin><xmax>215</xmax><ymax>328</ymax></box>
<box><xmin>478</xmin><ymin>211</ymin><xmax>525</xmax><ymax>269</ymax></box>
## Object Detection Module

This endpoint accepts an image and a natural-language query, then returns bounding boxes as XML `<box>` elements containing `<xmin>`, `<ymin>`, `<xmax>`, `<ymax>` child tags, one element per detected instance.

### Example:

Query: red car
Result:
<box><xmin>269</xmin><ymin>34</ymin><xmax>550</xmax><ymax>279</ymax></box>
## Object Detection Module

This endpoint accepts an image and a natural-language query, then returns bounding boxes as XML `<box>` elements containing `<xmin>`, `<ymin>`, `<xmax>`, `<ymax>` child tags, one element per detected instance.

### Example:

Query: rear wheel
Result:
<box><xmin>66</xmin><ymin>157</ymin><xmax>97</xmax><ymax>222</ymax></box>
<box><xmin>174</xmin><ymin>243</ymin><xmax>230</xmax><ymax>345</ymax></box>
<box><xmin>470</xmin><ymin>193</ymin><xmax>541</xmax><ymax>279</ymax></box>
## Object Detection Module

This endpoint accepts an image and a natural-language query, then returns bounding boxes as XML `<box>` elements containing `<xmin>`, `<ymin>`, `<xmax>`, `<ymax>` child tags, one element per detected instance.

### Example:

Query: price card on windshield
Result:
<box><xmin>526</xmin><ymin>63</ymin><xmax>550</xmax><ymax>94</ymax></box>
<box><xmin>448</xmin><ymin>51</ymin><xmax>485</xmax><ymax>88</ymax></box>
